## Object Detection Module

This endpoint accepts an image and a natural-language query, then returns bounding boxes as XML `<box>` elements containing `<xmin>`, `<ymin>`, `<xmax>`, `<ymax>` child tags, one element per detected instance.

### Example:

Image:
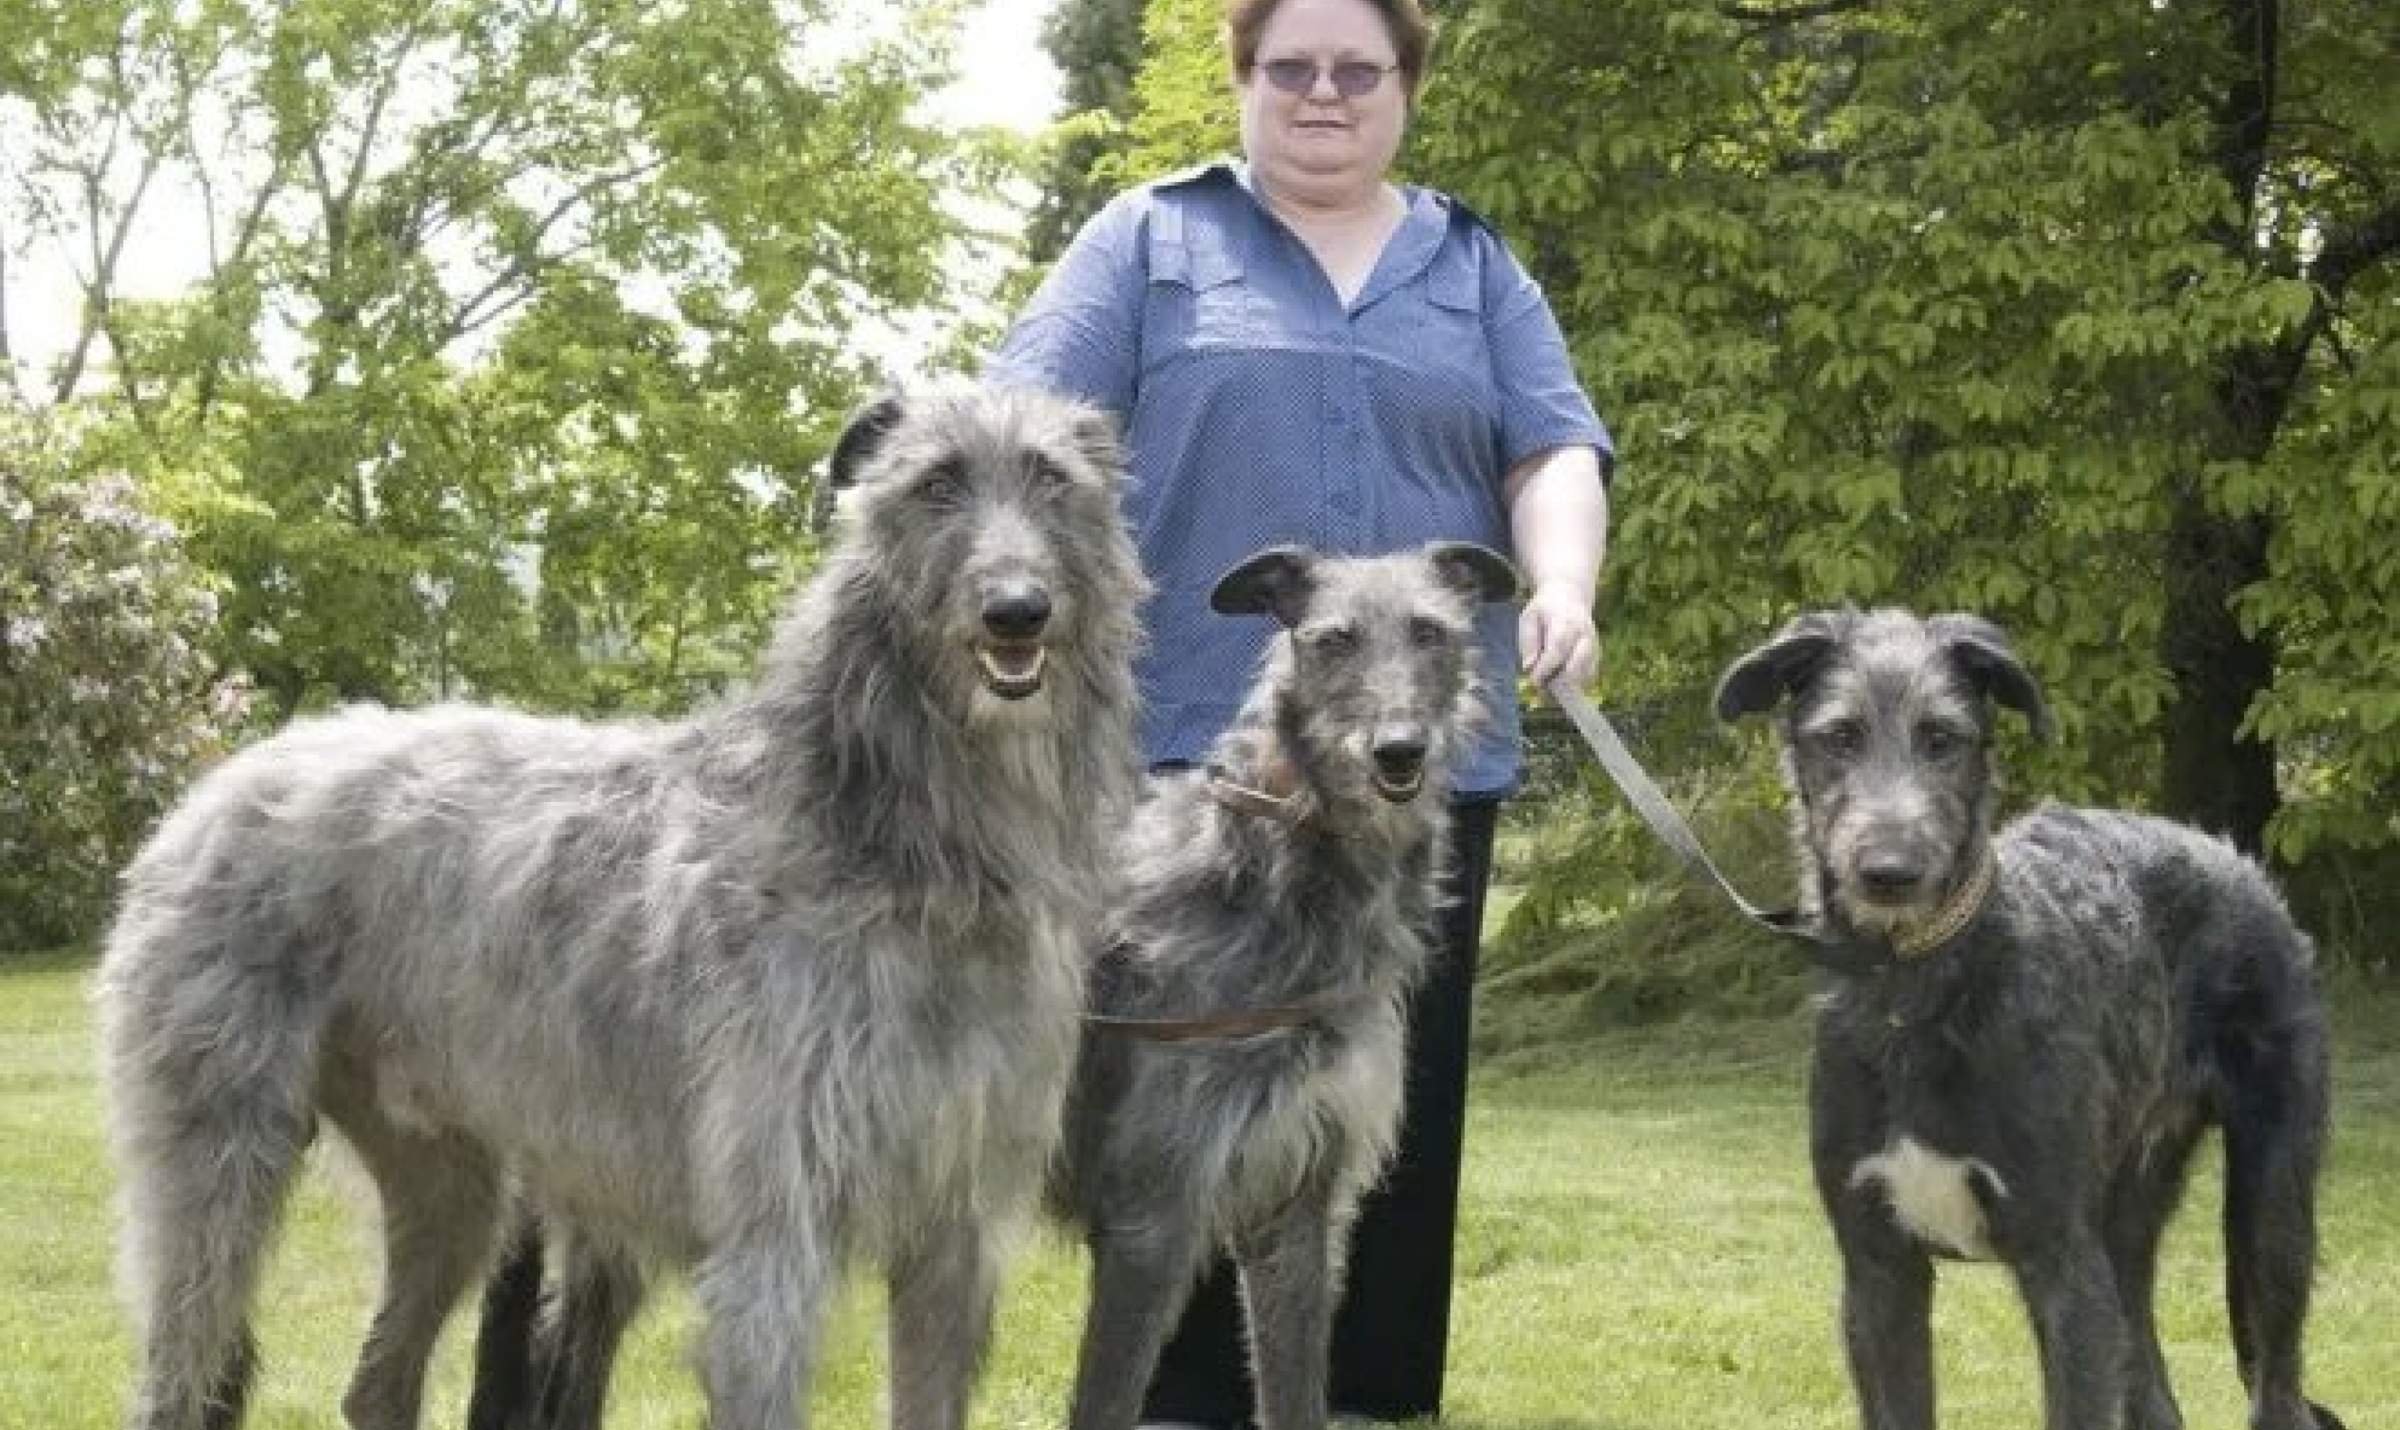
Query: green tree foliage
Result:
<box><xmin>1105</xmin><ymin>0</ymin><xmax>2397</xmax><ymax>889</ymax></box>
<box><xmin>0</xmin><ymin>412</ymin><xmax>248</xmax><ymax>949</ymax></box>
<box><xmin>2</xmin><ymin>0</ymin><xmax>978</xmax><ymax>716</ymax></box>
<box><xmin>1111</xmin><ymin>0</ymin><xmax>1236</xmax><ymax>181</ymax></box>
<box><xmin>1025</xmin><ymin>0</ymin><xmax>1150</xmax><ymax>263</ymax></box>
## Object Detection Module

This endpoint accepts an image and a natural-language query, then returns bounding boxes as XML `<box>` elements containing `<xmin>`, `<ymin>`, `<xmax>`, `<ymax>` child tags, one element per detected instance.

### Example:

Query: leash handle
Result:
<box><xmin>1544</xmin><ymin>681</ymin><xmax>1881</xmax><ymax>974</ymax></box>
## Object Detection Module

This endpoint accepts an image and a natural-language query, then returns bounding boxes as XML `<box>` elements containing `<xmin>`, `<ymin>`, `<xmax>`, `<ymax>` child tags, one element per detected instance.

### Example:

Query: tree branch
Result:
<box><xmin>340</xmin><ymin>7</ymin><xmax>438</xmax><ymax>219</ymax></box>
<box><xmin>2210</xmin><ymin>0</ymin><xmax>2278</xmax><ymax>236</ymax></box>
<box><xmin>2310</xmin><ymin>199</ymin><xmax>2400</xmax><ymax>297</ymax></box>
<box><xmin>52</xmin><ymin>150</ymin><xmax>162</xmax><ymax>404</ymax></box>
<box><xmin>443</xmin><ymin>238</ymin><xmax>601</xmax><ymax>341</ymax></box>
<box><xmin>438</xmin><ymin>156</ymin><xmax>667</xmax><ymax>345</ymax></box>
<box><xmin>98</xmin><ymin>303</ymin><xmax>158</xmax><ymax>437</ymax></box>
<box><xmin>0</xmin><ymin>238</ymin><xmax>22</xmax><ymax>405</ymax></box>
<box><xmin>193</xmin><ymin>155</ymin><xmax>291</xmax><ymax>420</ymax></box>
<box><xmin>302</xmin><ymin>133</ymin><xmax>356</xmax><ymax>398</ymax></box>
<box><xmin>170</xmin><ymin>48</ymin><xmax>225</xmax><ymax>275</ymax></box>
<box><xmin>1722</xmin><ymin>0</ymin><xmax>1870</xmax><ymax>25</ymax></box>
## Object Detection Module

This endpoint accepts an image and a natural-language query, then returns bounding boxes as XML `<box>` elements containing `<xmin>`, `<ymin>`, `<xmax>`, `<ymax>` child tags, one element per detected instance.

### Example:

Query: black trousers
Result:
<box><xmin>1139</xmin><ymin>796</ymin><xmax>1501</xmax><ymax>1426</ymax></box>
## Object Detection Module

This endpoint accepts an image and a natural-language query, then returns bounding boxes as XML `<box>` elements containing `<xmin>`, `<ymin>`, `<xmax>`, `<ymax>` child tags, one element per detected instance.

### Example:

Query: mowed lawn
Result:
<box><xmin>5</xmin><ymin>945</ymin><xmax>2396</xmax><ymax>1429</ymax></box>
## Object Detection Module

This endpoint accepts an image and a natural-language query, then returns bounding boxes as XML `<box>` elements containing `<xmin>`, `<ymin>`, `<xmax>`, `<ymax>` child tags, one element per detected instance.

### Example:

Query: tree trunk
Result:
<box><xmin>2157</xmin><ymin>488</ymin><xmax>2278</xmax><ymax>853</ymax></box>
<box><xmin>2153</xmin><ymin>0</ymin><xmax>2286</xmax><ymax>857</ymax></box>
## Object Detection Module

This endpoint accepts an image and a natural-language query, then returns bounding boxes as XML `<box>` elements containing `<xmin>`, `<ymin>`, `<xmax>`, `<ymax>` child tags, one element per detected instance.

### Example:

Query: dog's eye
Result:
<box><xmin>1307</xmin><ymin>625</ymin><xmax>1358</xmax><ymax>656</ymax></box>
<box><xmin>918</xmin><ymin>461</ymin><xmax>969</xmax><ymax>507</ymax></box>
<box><xmin>1919</xmin><ymin>724</ymin><xmax>1967</xmax><ymax>759</ymax></box>
<box><xmin>1818</xmin><ymin>720</ymin><xmax>1866</xmax><ymax>757</ymax></box>
<box><xmin>1407</xmin><ymin>616</ymin><xmax>1448</xmax><ymax>649</ymax></box>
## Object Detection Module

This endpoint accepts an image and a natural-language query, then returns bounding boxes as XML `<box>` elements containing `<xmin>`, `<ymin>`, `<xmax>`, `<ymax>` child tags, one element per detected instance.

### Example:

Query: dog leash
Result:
<box><xmin>1081</xmin><ymin>992</ymin><xmax>1365</xmax><ymax>1042</ymax></box>
<box><xmin>1545</xmin><ymin>681</ymin><xmax>1894</xmax><ymax>976</ymax></box>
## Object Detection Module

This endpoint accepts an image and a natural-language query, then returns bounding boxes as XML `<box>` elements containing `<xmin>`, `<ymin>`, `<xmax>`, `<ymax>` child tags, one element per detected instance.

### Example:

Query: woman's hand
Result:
<box><xmin>1520</xmin><ymin>580</ymin><xmax>1600</xmax><ymax>692</ymax></box>
<box><xmin>1504</xmin><ymin>443</ymin><xmax>1611</xmax><ymax>697</ymax></box>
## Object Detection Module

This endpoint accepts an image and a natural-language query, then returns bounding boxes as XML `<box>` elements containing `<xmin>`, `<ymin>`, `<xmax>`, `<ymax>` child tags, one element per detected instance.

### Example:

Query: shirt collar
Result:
<box><xmin>1189</xmin><ymin>158</ymin><xmax>1454</xmax><ymax>314</ymax></box>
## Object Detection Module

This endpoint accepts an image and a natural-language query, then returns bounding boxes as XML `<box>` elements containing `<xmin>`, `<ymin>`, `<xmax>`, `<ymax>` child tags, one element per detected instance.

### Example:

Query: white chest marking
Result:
<box><xmin>1848</xmin><ymin>1137</ymin><xmax>2009</xmax><ymax>1261</ymax></box>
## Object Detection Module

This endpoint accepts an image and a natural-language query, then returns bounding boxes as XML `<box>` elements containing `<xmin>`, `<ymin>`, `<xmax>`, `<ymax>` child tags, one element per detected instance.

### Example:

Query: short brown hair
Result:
<box><xmin>1225</xmin><ymin>0</ymin><xmax>1434</xmax><ymax>92</ymax></box>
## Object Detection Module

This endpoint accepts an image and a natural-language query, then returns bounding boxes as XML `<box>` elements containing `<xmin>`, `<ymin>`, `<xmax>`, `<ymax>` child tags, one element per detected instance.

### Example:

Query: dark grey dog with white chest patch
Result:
<box><xmin>1717</xmin><ymin>608</ymin><xmax>2343</xmax><ymax>1430</ymax></box>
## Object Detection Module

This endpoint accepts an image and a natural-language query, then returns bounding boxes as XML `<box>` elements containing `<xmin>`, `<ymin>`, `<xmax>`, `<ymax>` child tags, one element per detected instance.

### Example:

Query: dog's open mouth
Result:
<box><xmin>976</xmin><ymin>642</ymin><xmax>1047</xmax><ymax>699</ymax></box>
<box><xmin>1371</xmin><ymin>766</ymin><xmax>1425</xmax><ymax>802</ymax></box>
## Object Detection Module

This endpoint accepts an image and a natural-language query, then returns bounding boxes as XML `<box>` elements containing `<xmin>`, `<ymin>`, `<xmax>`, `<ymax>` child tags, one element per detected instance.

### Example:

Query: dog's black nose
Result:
<box><xmin>1372</xmin><ymin>728</ymin><xmax>1428</xmax><ymax>775</ymax></box>
<box><xmin>1859</xmin><ymin>853</ymin><xmax>1924</xmax><ymax>895</ymax></box>
<box><xmin>982</xmin><ymin>585</ymin><xmax>1052</xmax><ymax>641</ymax></box>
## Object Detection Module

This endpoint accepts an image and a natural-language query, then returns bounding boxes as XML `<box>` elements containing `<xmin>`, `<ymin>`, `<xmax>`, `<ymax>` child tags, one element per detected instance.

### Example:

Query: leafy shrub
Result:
<box><xmin>1</xmin><ymin>421</ymin><xmax>249</xmax><ymax>951</ymax></box>
<box><xmin>1480</xmin><ymin>732</ymin><xmax>1816</xmax><ymax>1053</ymax></box>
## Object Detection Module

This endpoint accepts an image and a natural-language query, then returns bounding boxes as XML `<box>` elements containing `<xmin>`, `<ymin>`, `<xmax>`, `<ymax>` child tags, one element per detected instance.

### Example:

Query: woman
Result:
<box><xmin>988</xmin><ymin>0</ymin><xmax>1612</xmax><ymax>1423</ymax></box>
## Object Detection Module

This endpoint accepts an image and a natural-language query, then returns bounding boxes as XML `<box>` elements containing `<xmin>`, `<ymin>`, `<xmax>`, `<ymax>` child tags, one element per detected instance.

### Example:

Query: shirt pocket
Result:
<box><xmin>1410</xmin><ymin>251</ymin><xmax>1499</xmax><ymax>412</ymax></box>
<box><xmin>1143</xmin><ymin>226</ymin><xmax>1267</xmax><ymax>364</ymax></box>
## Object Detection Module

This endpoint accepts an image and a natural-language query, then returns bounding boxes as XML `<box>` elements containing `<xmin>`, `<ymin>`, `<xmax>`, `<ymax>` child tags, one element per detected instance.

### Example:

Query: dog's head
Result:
<box><xmin>1714</xmin><ymin>609</ymin><xmax>2049</xmax><ymax>934</ymax></box>
<box><xmin>818</xmin><ymin>387</ymin><xmax>1144</xmax><ymax>718</ymax></box>
<box><xmin>1213</xmin><ymin>541</ymin><xmax>1519</xmax><ymax>808</ymax></box>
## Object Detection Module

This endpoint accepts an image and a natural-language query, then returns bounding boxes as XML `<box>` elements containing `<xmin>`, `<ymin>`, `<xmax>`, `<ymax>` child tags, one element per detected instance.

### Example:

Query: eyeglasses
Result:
<box><xmin>1256</xmin><ymin>57</ymin><xmax>1402</xmax><ymax>98</ymax></box>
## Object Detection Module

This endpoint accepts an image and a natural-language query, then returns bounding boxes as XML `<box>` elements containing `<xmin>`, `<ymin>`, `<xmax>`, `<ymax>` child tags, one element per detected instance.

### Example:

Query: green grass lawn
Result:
<box><xmin>5</xmin><ymin>945</ymin><xmax>2396</xmax><ymax>1428</ymax></box>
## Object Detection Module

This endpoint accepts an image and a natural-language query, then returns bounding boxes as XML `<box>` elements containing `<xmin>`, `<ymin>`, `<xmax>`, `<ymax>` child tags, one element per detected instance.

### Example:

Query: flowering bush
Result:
<box><xmin>1</xmin><ymin>427</ymin><xmax>249</xmax><ymax>952</ymax></box>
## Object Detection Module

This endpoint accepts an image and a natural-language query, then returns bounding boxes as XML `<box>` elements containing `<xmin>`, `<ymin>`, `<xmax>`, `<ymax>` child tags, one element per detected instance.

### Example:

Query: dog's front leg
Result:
<box><xmin>694</xmin><ymin>1232</ymin><xmax>839</xmax><ymax>1430</ymax></box>
<box><xmin>2013</xmin><ymin>1231</ymin><xmax>2131</xmax><ymax>1430</ymax></box>
<box><xmin>1231</xmin><ymin>1180</ymin><xmax>1343</xmax><ymax>1430</ymax></box>
<box><xmin>1831</xmin><ymin>1212</ymin><xmax>1937</xmax><ymax>1430</ymax></box>
<box><xmin>1069</xmin><ymin>1214</ymin><xmax>1214</xmax><ymax>1430</ymax></box>
<box><xmin>888</xmin><ymin>1214</ymin><xmax>998</xmax><ymax>1430</ymax></box>
<box><xmin>887</xmin><ymin>1212</ymin><xmax>1001</xmax><ymax>1430</ymax></box>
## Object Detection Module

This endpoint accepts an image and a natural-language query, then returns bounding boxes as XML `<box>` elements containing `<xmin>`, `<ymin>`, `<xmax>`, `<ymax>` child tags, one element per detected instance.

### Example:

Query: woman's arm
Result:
<box><xmin>1504</xmin><ymin>442</ymin><xmax>1610</xmax><ymax>691</ymax></box>
<box><xmin>985</xmin><ymin>194</ymin><xmax>1148</xmax><ymax>416</ymax></box>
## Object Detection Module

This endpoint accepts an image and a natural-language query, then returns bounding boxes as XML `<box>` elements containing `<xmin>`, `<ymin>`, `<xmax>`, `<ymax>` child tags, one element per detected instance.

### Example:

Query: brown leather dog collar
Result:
<box><xmin>1890</xmin><ymin>847</ymin><xmax>2000</xmax><ymax>960</ymax></box>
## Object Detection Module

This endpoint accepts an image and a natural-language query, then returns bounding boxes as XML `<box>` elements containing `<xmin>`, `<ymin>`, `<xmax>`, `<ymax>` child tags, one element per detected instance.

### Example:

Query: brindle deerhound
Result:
<box><xmin>1717</xmin><ymin>608</ymin><xmax>2344</xmax><ymax>1430</ymax></box>
<box><xmin>95</xmin><ymin>386</ymin><xmax>1146</xmax><ymax>1430</ymax></box>
<box><xmin>465</xmin><ymin>540</ymin><xmax>1521</xmax><ymax>1430</ymax></box>
<box><xmin>1059</xmin><ymin>539</ymin><xmax>1517</xmax><ymax>1430</ymax></box>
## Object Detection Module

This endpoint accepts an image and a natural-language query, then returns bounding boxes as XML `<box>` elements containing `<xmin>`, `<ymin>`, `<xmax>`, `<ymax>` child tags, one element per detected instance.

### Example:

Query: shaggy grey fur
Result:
<box><xmin>1717</xmin><ymin>608</ymin><xmax>2343</xmax><ymax>1430</ymax></box>
<box><xmin>463</xmin><ymin>539</ymin><xmax>1519</xmax><ymax>1430</ymax></box>
<box><xmin>94</xmin><ymin>386</ymin><xmax>1147</xmax><ymax>1430</ymax></box>
<box><xmin>1056</xmin><ymin>539</ymin><xmax>1518</xmax><ymax>1430</ymax></box>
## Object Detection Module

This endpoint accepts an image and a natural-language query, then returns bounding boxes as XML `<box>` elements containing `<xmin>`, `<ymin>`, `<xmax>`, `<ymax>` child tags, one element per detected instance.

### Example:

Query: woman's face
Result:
<box><xmin>1237</xmin><ymin>0</ymin><xmax>1410</xmax><ymax>206</ymax></box>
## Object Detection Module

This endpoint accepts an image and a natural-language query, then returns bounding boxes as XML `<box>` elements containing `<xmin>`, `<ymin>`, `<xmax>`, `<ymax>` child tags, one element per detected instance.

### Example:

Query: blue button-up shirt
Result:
<box><xmin>988</xmin><ymin>161</ymin><xmax>1610</xmax><ymax>795</ymax></box>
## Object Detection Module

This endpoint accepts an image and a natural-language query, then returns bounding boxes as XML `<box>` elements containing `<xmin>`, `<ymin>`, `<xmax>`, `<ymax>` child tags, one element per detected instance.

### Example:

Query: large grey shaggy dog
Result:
<box><xmin>464</xmin><ymin>539</ymin><xmax>1520</xmax><ymax>1430</ymax></box>
<box><xmin>1716</xmin><ymin>608</ymin><xmax>2343</xmax><ymax>1430</ymax></box>
<box><xmin>95</xmin><ymin>386</ymin><xmax>1147</xmax><ymax>1430</ymax></box>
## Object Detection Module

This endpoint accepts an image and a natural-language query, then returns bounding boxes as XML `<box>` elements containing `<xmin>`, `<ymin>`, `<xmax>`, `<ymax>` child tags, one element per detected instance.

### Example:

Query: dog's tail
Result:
<box><xmin>2206</xmin><ymin>912</ymin><xmax>2343</xmax><ymax>1430</ymax></box>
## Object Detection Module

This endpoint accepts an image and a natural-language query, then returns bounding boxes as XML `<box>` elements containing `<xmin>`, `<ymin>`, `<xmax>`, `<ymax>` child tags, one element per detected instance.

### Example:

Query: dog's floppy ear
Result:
<box><xmin>1425</xmin><ymin>542</ymin><xmax>1522</xmax><ymax>605</ymax></box>
<box><xmin>1212</xmin><ymin>546</ymin><xmax>1319</xmax><ymax>627</ymax></box>
<box><xmin>1714</xmin><ymin>611</ymin><xmax>1851</xmax><ymax>722</ymax></box>
<box><xmin>1930</xmin><ymin>613</ymin><xmax>2053</xmax><ymax>742</ymax></box>
<box><xmin>826</xmin><ymin>391</ymin><xmax>908</xmax><ymax>493</ymax></box>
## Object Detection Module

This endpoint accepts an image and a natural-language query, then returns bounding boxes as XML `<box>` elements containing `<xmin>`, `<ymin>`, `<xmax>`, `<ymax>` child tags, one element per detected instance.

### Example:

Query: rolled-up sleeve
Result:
<box><xmin>1481</xmin><ymin>234</ymin><xmax>1613</xmax><ymax>483</ymax></box>
<box><xmin>986</xmin><ymin>195</ymin><xmax>1147</xmax><ymax>418</ymax></box>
